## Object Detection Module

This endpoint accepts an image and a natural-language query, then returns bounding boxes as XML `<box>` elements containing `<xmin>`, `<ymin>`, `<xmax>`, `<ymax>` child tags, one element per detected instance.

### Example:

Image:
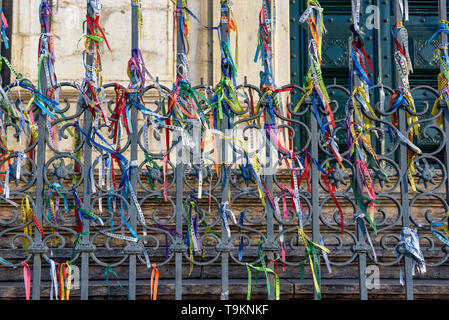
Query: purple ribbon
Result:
<box><xmin>40</xmin><ymin>1</ymin><xmax>53</xmax><ymax>34</ymax></box>
<box><xmin>156</xmin><ymin>223</ymin><xmax>184</xmax><ymax>260</ymax></box>
<box><xmin>344</xmin><ymin>116</ymin><xmax>352</xmax><ymax>162</ymax></box>
<box><xmin>131</xmin><ymin>48</ymin><xmax>145</xmax><ymax>88</ymax></box>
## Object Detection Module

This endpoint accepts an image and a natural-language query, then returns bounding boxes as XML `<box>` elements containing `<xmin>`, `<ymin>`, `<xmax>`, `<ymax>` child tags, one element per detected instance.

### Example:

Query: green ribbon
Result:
<box><xmin>257</xmin><ymin>238</ymin><xmax>269</xmax><ymax>296</ymax></box>
<box><xmin>308</xmin><ymin>242</ymin><xmax>322</xmax><ymax>299</ymax></box>
<box><xmin>105</xmin><ymin>265</ymin><xmax>129</xmax><ymax>300</ymax></box>
<box><xmin>0</xmin><ymin>56</ymin><xmax>23</xmax><ymax>80</ymax></box>
<box><xmin>200</xmin><ymin>220</ymin><xmax>219</xmax><ymax>238</ymax></box>
<box><xmin>245</xmin><ymin>263</ymin><xmax>279</xmax><ymax>301</ymax></box>
<box><xmin>71</xmin><ymin>231</ymin><xmax>89</xmax><ymax>260</ymax></box>
<box><xmin>217</xmin><ymin>90</ymin><xmax>223</xmax><ymax>121</ymax></box>
<box><xmin>351</xmin><ymin>178</ymin><xmax>378</xmax><ymax>233</ymax></box>
<box><xmin>144</xmin><ymin>150</ymin><xmax>161</xmax><ymax>194</ymax></box>
<box><xmin>244</xmin><ymin>236</ymin><xmax>281</xmax><ymax>300</ymax></box>
<box><xmin>75</xmin><ymin>206</ymin><xmax>103</xmax><ymax>223</ymax></box>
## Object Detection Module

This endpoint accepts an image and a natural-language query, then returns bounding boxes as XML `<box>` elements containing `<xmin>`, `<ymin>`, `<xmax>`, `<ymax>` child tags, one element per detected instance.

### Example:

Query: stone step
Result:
<box><xmin>0</xmin><ymin>278</ymin><xmax>447</xmax><ymax>300</ymax></box>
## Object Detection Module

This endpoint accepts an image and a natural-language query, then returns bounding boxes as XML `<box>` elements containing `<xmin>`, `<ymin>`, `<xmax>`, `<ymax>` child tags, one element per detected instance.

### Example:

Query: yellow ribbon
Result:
<box><xmin>403</xmin><ymin>92</ymin><xmax>419</xmax><ymax>137</ymax></box>
<box><xmin>408</xmin><ymin>153</ymin><xmax>418</xmax><ymax>196</ymax></box>
<box><xmin>297</xmin><ymin>227</ymin><xmax>330</xmax><ymax>296</ymax></box>
<box><xmin>21</xmin><ymin>196</ymin><xmax>33</xmax><ymax>253</ymax></box>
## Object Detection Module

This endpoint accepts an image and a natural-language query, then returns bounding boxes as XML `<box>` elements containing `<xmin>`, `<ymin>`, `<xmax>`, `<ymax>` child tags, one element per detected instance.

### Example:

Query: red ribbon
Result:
<box><xmin>322</xmin><ymin>168</ymin><xmax>344</xmax><ymax>234</ymax></box>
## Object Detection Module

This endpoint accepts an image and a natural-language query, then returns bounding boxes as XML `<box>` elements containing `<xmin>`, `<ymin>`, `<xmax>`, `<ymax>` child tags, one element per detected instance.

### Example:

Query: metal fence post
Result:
<box><xmin>174</xmin><ymin>0</ymin><xmax>185</xmax><ymax>300</ymax></box>
<box><xmin>393</xmin><ymin>0</ymin><xmax>414</xmax><ymax>300</ymax></box>
<box><xmin>126</xmin><ymin>0</ymin><xmax>140</xmax><ymax>300</ymax></box>
<box><xmin>310</xmin><ymin>104</ymin><xmax>320</xmax><ymax>301</ymax></box>
<box><xmin>219</xmin><ymin>0</ymin><xmax>230</xmax><ymax>301</ymax></box>
<box><xmin>439</xmin><ymin>0</ymin><xmax>449</xmax><ymax>216</ymax></box>
<box><xmin>79</xmin><ymin>0</ymin><xmax>95</xmax><ymax>300</ymax></box>
<box><xmin>350</xmin><ymin>2</ymin><xmax>369</xmax><ymax>301</ymax></box>
<box><xmin>207</xmin><ymin>0</ymin><xmax>214</xmax><ymax>85</ymax></box>
<box><xmin>304</xmin><ymin>16</ymin><xmax>321</xmax><ymax>304</ymax></box>
<box><xmin>31</xmin><ymin>0</ymin><xmax>49</xmax><ymax>300</ymax></box>
<box><xmin>260</xmin><ymin>0</ymin><xmax>276</xmax><ymax>301</ymax></box>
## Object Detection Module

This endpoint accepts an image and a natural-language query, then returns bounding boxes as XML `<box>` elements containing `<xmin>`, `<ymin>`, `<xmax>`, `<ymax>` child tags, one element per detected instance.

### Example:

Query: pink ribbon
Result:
<box><xmin>355</xmin><ymin>160</ymin><xmax>376</xmax><ymax>215</ymax></box>
<box><xmin>281</xmin><ymin>190</ymin><xmax>288</xmax><ymax>219</ymax></box>
<box><xmin>21</xmin><ymin>261</ymin><xmax>31</xmax><ymax>300</ymax></box>
<box><xmin>2</xmin><ymin>12</ymin><xmax>8</xmax><ymax>29</ymax></box>
<box><xmin>163</xmin><ymin>153</ymin><xmax>168</xmax><ymax>202</ymax></box>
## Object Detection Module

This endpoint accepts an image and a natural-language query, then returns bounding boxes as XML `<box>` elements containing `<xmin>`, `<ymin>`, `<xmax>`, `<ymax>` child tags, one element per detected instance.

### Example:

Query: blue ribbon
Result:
<box><xmin>19</xmin><ymin>79</ymin><xmax>60</xmax><ymax>119</ymax></box>
<box><xmin>238</xmin><ymin>209</ymin><xmax>247</xmax><ymax>261</ymax></box>
<box><xmin>352</xmin><ymin>48</ymin><xmax>372</xmax><ymax>87</ymax></box>
<box><xmin>430</xmin><ymin>220</ymin><xmax>449</xmax><ymax>247</ymax></box>
<box><xmin>244</xmin><ymin>152</ymin><xmax>266</xmax><ymax>200</ymax></box>
<box><xmin>428</xmin><ymin>22</ymin><xmax>449</xmax><ymax>44</ymax></box>
<box><xmin>119</xmin><ymin>206</ymin><xmax>139</xmax><ymax>241</ymax></box>
<box><xmin>176</xmin><ymin>6</ymin><xmax>220</xmax><ymax>31</ymax></box>
<box><xmin>125</xmin><ymin>103</ymin><xmax>133</xmax><ymax>134</ymax></box>
<box><xmin>128</xmin><ymin>96</ymin><xmax>165</xmax><ymax>127</ymax></box>
<box><xmin>300</xmin><ymin>149</ymin><xmax>327</xmax><ymax>176</ymax></box>
<box><xmin>0</xmin><ymin>257</ymin><xmax>13</xmax><ymax>266</ymax></box>
<box><xmin>239</xmin><ymin>162</ymin><xmax>249</xmax><ymax>187</ymax></box>
<box><xmin>47</xmin><ymin>183</ymin><xmax>68</xmax><ymax>213</ymax></box>
<box><xmin>388</xmin><ymin>89</ymin><xmax>406</xmax><ymax>112</ymax></box>
<box><xmin>311</xmin><ymin>93</ymin><xmax>326</xmax><ymax>135</ymax></box>
<box><xmin>75</xmin><ymin>122</ymin><xmax>128</xmax><ymax>165</ymax></box>
<box><xmin>1</xmin><ymin>15</ymin><xmax>8</xmax><ymax>50</ymax></box>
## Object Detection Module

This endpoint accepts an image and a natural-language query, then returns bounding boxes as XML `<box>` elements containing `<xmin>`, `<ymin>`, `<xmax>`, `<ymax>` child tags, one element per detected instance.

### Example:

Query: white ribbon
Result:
<box><xmin>354</xmin><ymin>213</ymin><xmax>377</xmax><ymax>262</ymax></box>
<box><xmin>128</xmin><ymin>160</ymin><xmax>148</xmax><ymax>239</ymax></box>
<box><xmin>379</xmin><ymin>83</ymin><xmax>385</xmax><ymax>112</ymax></box>
<box><xmin>220</xmin><ymin>202</ymin><xmax>232</xmax><ymax>239</ymax></box>
<box><xmin>90</xmin><ymin>167</ymin><xmax>96</xmax><ymax>193</ymax></box>
<box><xmin>102</xmin><ymin>231</ymin><xmax>138</xmax><ymax>243</ymax></box>
<box><xmin>198</xmin><ymin>163</ymin><xmax>203</xmax><ymax>199</ymax></box>
<box><xmin>320</xmin><ymin>237</ymin><xmax>332</xmax><ymax>274</ymax></box>
<box><xmin>273</xmin><ymin>196</ymin><xmax>282</xmax><ymax>220</ymax></box>
<box><xmin>4</xmin><ymin>169</ymin><xmax>9</xmax><ymax>199</ymax></box>
<box><xmin>396</xmin><ymin>227</ymin><xmax>426</xmax><ymax>285</ymax></box>
<box><xmin>352</xmin><ymin>0</ymin><xmax>361</xmax><ymax>32</ymax></box>
<box><xmin>395</xmin><ymin>128</ymin><xmax>422</xmax><ymax>154</ymax></box>
<box><xmin>398</xmin><ymin>0</ymin><xmax>409</xmax><ymax>22</ymax></box>
<box><xmin>49</xmin><ymin>259</ymin><xmax>59</xmax><ymax>300</ymax></box>
<box><xmin>15</xmin><ymin>151</ymin><xmax>24</xmax><ymax>181</ymax></box>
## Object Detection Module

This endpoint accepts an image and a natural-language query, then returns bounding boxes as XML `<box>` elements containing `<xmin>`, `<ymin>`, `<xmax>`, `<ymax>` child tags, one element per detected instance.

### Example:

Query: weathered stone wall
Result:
<box><xmin>11</xmin><ymin>0</ymin><xmax>290</xmax><ymax>88</ymax></box>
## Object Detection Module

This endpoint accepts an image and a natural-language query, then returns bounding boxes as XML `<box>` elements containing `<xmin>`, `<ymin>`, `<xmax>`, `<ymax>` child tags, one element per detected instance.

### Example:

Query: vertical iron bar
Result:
<box><xmin>261</xmin><ymin>0</ymin><xmax>275</xmax><ymax>301</ymax></box>
<box><xmin>128</xmin><ymin>0</ymin><xmax>140</xmax><ymax>300</ymax></box>
<box><xmin>80</xmin><ymin>94</ymin><xmax>93</xmax><ymax>301</ymax></box>
<box><xmin>305</xmin><ymin>10</ymin><xmax>320</xmax><ymax>302</ymax></box>
<box><xmin>438</xmin><ymin>0</ymin><xmax>449</xmax><ymax>266</ymax></box>
<box><xmin>351</xmin><ymin>2</ymin><xmax>368</xmax><ymax>300</ymax></box>
<box><xmin>376</xmin><ymin>0</ymin><xmax>385</xmax><ymax>156</ymax></box>
<box><xmin>32</xmin><ymin>0</ymin><xmax>48</xmax><ymax>300</ymax></box>
<box><xmin>207</xmin><ymin>0</ymin><xmax>214</xmax><ymax>85</ymax></box>
<box><xmin>80</xmin><ymin>0</ymin><xmax>94</xmax><ymax>300</ymax></box>
<box><xmin>219</xmin><ymin>0</ymin><xmax>230</xmax><ymax>301</ymax></box>
<box><xmin>174</xmin><ymin>0</ymin><xmax>184</xmax><ymax>300</ymax></box>
<box><xmin>310</xmin><ymin>103</ymin><xmax>320</xmax><ymax>301</ymax></box>
<box><xmin>439</xmin><ymin>0</ymin><xmax>449</xmax><ymax>213</ymax></box>
<box><xmin>394</xmin><ymin>0</ymin><xmax>414</xmax><ymax>300</ymax></box>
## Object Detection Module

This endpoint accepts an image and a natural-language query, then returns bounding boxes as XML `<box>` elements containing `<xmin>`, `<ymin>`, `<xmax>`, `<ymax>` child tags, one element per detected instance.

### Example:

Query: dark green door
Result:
<box><xmin>289</xmin><ymin>0</ymin><xmax>442</xmax><ymax>157</ymax></box>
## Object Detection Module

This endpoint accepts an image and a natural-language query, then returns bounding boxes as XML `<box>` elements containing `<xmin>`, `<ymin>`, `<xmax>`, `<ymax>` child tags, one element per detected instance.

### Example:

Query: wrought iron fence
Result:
<box><xmin>0</xmin><ymin>0</ymin><xmax>448</xmax><ymax>301</ymax></box>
